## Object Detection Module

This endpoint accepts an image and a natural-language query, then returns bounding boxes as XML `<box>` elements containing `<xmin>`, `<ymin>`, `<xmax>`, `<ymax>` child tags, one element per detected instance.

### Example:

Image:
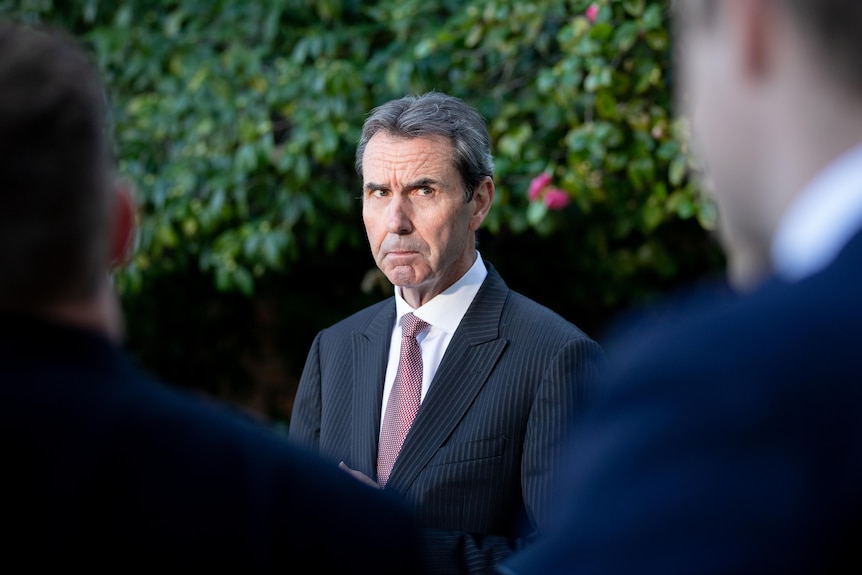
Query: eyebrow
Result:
<box><xmin>363</xmin><ymin>178</ymin><xmax>443</xmax><ymax>192</ymax></box>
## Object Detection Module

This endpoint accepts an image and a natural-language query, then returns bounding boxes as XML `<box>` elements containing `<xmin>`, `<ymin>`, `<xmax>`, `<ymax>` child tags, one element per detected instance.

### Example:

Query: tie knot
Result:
<box><xmin>401</xmin><ymin>313</ymin><xmax>429</xmax><ymax>338</ymax></box>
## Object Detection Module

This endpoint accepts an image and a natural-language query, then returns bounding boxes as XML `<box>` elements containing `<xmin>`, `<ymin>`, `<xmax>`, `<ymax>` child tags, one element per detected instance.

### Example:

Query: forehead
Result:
<box><xmin>362</xmin><ymin>133</ymin><xmax>456</xmax><ymax>182</ymax></box>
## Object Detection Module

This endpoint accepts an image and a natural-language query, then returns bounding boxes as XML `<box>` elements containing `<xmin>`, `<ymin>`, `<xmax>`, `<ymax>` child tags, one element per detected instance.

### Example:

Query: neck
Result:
<box><xmin>399</xmin><ymin>250</ymin><xmax>478</xmax><ymax>309</ymax></box>
<box><xmin>38</xmin><ymin>280</ymin><xmax>124</xmax><ymax>343</ymax></box>
<box><xmin>726</xmin><ymin>244</ymin><xmax>771</xmax><ymax>293</ymax></box>
<box><xmin>742</xmin><ymin>52</ymin><xmax>862</xmax><ymax>287</ymax></box>
<box><xmin>765</xmin><ymin>34</ymin><xmax>862</xmax><ymax>244</ymax></box>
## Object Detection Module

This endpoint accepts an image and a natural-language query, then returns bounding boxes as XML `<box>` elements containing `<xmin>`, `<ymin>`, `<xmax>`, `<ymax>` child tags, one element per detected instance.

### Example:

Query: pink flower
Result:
<box><xmin>585</xmin><ymin>3</ymin><xmax>599</xmax><ymax>23</ymax></box>
<box><xmin>543</xmin><ymin>187</ymin><xmax>570</xmax><ymax>210</ymax></box>
<box><xmin>528</xmin><ymin>172</ymin><xmax>552</xmax><ymax>201</ymax></box>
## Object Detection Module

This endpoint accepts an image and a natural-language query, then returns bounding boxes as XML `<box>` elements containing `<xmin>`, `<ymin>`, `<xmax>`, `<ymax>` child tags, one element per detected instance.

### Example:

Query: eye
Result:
<box><xmin>416</xmin><ymin>187</ymin><xmax>433</xmax><ymax>196</ymax></box>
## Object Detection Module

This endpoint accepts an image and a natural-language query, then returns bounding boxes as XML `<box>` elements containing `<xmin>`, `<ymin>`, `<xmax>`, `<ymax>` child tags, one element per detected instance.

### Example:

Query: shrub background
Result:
<box><xmin>1</xmin><ymin>0</ymin><xmax>724</xmax><ymax>424</ymax></box>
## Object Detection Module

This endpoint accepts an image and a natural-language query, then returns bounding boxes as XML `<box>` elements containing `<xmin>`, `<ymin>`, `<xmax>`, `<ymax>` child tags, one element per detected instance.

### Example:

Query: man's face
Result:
<box><xmin>361</xmin><ymin>132</ymin><xmax>491</xmax><ymax>307</ymax></box>
<box><xmin>678</xmin><ymin>0</ymin><xmax>768</xmax><ymax>281</ymax></box>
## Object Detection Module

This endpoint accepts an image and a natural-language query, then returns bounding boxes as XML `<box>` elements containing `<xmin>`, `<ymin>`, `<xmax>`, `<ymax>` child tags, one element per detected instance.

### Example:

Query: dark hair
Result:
<box><xmin>683</xmin><ymin>0</ymin><xmax>862</xmax><ymax>90</ymax></box>
<box><xmin>0</xmin><ymin>20</ymin><xmax>112</xmax><ymax>308</ymax></box>
<box><xmin>784</xmin><ymin>0</ymin><xmax>862</xmax><ymax>90</ymax></box>
<box><xmin>355</xmin><ymin>91</ymin><xmax>494</xmax><ymax>202</ymax></box>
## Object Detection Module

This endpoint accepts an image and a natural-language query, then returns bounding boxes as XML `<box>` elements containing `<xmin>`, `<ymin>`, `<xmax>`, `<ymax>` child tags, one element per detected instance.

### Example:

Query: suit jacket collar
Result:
<box><xmin>771</xmin><ymin>143</ymin><xmax>862</xmax><ymax>283</ymax></box>
<box><xmin>760</xmin><ymin>226</ymin><xmax>862</xmax><ymax>293</ymax></box>
<box><xmin>350</xmin><ymin>302</ymin><xmax>397</xmax><ymax>478</ymax></box>
<box><xmin>348</xmin><ymin>263</ymin><xmax>511</xmax><ymax>490</ymax></box>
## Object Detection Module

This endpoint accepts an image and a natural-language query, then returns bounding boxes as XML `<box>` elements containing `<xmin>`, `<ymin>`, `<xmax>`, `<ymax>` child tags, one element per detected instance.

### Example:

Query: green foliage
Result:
<box><xmin>1</xmin><ymin>0</ymin><xmax>724</xmax><ymax>416</ymax></box>
<box><xmin>1</xmin><ymin>0</ymin><xmax>719</xmax><ymax>297</ymax></box>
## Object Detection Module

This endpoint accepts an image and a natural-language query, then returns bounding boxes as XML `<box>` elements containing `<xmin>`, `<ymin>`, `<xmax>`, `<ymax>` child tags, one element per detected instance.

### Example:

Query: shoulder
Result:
<box><xmin>316</xmin><ymin>297</ymin><xmax>394</xmax><ymax>336</ymax></box>
<box><xmin>526</xmin><ymin>262</ymin><xmax>862</xmax><ymax>574</ymax></box>
<box><xmin>301</xmin><ymin>298</ymin><xmax>394</xmax><ymax>354</ymax></box>
<box><xmin>117</xmin><ymin>366</ymin><xmax>296</xmax><ymax>459</ymax></box>
<box><xmin>482</xmin><ymin>260</ymin><xmax>593</xmax><ymax>338</ymax></box>
<box><xmin>91</xmin><ymin>368</ymin><xmax>425</xmax><ymax>570</ymax></box>
<box><xmin>600</xmin><ymin>277</ymin><xmax>739</xmax><ymax>377</ymax></box>
<box><xmin>121</xmin><ymin>369</ymin><xmax>414</xmax><ymax>509</ymax></box>
<box><xmin>485</xmin><ymin>280</ymin><xmax>597</xmax><ymax>352</ymax></box>
<box><xmin>1</xmin><ymin>319</ymin><xmax>424</xmax><ymax>571</ymax></box>
<box><xmin>600</xmin><ymin>266</ymin><xmax>862</xmax><ymax>409</ymax></box>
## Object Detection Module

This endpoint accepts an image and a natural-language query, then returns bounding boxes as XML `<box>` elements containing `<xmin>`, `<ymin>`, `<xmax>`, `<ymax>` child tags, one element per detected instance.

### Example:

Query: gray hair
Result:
<box><xmin>355</xmin><ymin>92</ymin><xmax>494</xmax><ymax>202</ymax></box>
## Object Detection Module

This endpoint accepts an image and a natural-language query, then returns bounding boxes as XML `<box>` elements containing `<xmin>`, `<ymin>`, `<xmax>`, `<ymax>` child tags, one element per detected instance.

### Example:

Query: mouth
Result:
<box><xmin>384</xmin><ymin>250</ymin><xmax>420</xmax><ymax>263</ymax></box>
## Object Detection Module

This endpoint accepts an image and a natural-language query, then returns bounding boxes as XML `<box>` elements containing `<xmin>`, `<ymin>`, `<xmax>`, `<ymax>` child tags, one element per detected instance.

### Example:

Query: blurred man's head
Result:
<box><xmin>676</xmin><ymin>0</ymin><xmax>862</xmax><ymax>289</ymax></box>
<box><xmin>0</xmin><ymin>21</ymin><xmax>133</xmax><ymax>333</ymax></box>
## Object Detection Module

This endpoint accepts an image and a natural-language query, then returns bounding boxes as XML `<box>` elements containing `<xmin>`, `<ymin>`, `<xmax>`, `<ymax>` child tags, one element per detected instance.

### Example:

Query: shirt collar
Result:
<box><xmin>771</xmin><ymin>143</ymin><xmax>862</xmax><ymax>282</ymax></box>
<box><xmin>394</xmin><ymin>251</ymin><xmax>488</xmax><ymax>335</ymax></box>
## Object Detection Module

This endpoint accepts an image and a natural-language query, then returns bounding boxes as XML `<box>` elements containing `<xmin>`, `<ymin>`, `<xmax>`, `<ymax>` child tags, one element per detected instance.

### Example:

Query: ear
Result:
<box><xmin>729</xmin><ymin>0</ymin><xmax>772</xmax><ymax>79</ymax></box>
<box><xmin>469</xmin><ymin>176</ymin><xmax>494</xmax><ymax>231</ymax></box>
<box><xmin>108</xmin><ymin>181</ymin><xmax>137</xmax><ymax>270</ymax></box>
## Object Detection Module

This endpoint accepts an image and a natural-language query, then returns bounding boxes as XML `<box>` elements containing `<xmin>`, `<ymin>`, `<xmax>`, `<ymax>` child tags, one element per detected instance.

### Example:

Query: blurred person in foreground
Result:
<box><xmin>0</xmin><ymin>19</ymin><xmax>425</xmax><ymax>573</ymax></box>
<box><xmin>288</xmin><ymin>91</ymin><xmax>605</xmax><ymax>574</ymax></box>
<box><xmin>499</xmin><ymin>0</ymin><xmax>862</xmax><ymax>573</ymax></box>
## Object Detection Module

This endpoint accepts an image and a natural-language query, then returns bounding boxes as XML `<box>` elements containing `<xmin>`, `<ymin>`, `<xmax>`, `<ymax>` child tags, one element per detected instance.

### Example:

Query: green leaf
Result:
<box><xmin>641</xmin><ymin>3</ymin><xmax>664</xmax><ymax>31</ymax></box>
<box><xmin>595</xmin><ymin>89</ymin><xmax>618</xmax><ymax>120</ymax></box>
<box><xmin>669</xmin><ymin>153</ymin><xmax>688</xmax><ymax>186</ymax></box>
<box><xmin>526</xmin><ymin>201</ymin><xmax>548</xmax><ymax>226</ymax></box>
<box><xmin>612</xmin><ymin>21</ymin><xmax>639</xmax><ymax>53</ymax></box>
<box><xmin>623</xmin><ymin>0</ymin><xmax>646</xmax><ymax>17</ymax></box>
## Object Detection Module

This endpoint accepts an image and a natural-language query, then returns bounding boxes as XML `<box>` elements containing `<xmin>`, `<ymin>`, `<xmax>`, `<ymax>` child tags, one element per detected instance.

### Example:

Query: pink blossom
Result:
<box><xmin>585</xmin><ymin>3</ymin><xmax>599</xmax><ymax>23</ymax></box>
<box><xmin>543</xmin><ymin>187</ymin><xmax>570</xmax><ymax>210</ymax></box>
<box><xmin>528</xmin><ymin>172</ymin><xmax>552</xmax><ymax>201</ymax></box>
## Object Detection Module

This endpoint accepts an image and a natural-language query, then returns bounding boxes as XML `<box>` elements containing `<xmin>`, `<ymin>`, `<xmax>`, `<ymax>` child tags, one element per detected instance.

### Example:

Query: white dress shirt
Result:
<box><xmin>379</xmin><ymin>252</ymin><xmax>488</xmax><ymax>431</ymax></box>
<box><xmin>772</xmin><ymin>143</ymin><xmax>862</xmax><ymax>282</ymax></box>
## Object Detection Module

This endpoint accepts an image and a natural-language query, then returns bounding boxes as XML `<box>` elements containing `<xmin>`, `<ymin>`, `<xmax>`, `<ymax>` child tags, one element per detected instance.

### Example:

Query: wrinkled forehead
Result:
<box><xmin>361</xmin><ymin>133</ymin><xmax>457</xmax><ymax>183</ymax></box>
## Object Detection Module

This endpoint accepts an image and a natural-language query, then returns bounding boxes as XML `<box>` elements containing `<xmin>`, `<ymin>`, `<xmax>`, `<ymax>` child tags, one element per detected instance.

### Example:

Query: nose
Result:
<box><xmin>386</xmin><ymin>195</ymin><xmax>413</xmax><ymax>235</ymax></box>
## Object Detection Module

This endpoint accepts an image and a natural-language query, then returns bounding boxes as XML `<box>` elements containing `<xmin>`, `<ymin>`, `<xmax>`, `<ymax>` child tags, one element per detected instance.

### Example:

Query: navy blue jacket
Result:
<box><xmin>1</xmin><ymin>314</ymin><xmax>425</xmax><ymax>573</ymax></box>
<box><xmin>501</xmin><ymin>232</ymin><xmax>862</xmax><ymax>574</ymax></box>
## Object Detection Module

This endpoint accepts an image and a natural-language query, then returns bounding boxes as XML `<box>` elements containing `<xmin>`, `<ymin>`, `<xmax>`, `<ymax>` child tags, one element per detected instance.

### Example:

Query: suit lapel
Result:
<box><xmin>385</xmin><ymin>266</ymin><xmax>510</xmax><ymax>494</ymax></box>
<box><xmin>351</xmin><ymin>302</ymin><xmax>396</xmax><ymax>478</ymax></box>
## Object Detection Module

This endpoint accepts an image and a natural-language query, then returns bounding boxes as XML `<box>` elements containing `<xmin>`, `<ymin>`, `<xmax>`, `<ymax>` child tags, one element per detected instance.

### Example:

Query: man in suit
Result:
<box><xmin>0</xmin><ymin>19</ymin><xmax>425</xmax><ymax>573</ymax></box>
<box><xmin>288</xmin><ymin>91</ymin><xmax>605</xmax><ymax>574</ymax></box>
<box><xmin>499</xmin><ymin>0</ymin><xmax>862</xmax><ymax>573</ymax></box>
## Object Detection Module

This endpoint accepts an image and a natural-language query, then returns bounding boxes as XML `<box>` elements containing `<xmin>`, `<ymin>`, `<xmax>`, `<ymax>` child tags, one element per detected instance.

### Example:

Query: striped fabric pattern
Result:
<box><xmin>288</xmin><ymin>262</ymin><xmax>606</xmax><ymax>573</ymax></box>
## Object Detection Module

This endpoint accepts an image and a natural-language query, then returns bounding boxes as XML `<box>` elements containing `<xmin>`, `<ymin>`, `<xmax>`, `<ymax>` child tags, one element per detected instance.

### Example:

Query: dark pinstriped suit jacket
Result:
<box><xmin>289</xmin><ymin>262</ymin><xmax>605</xmax><ymax>574</ymax></box>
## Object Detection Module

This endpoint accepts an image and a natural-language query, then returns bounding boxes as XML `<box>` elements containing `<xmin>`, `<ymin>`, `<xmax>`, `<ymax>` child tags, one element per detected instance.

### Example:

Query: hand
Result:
<box><xmin>339</xmin><ymin>461</ymin><xmax>382</xmax><ymax>489</ymax></box>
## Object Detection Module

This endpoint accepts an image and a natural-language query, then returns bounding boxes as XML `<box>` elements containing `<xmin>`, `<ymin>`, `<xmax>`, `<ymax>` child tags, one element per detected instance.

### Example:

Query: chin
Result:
<box><xmin>385</xmin><ymin>268</ymin><xmax>418</xmax><ymax>288</ymax></box>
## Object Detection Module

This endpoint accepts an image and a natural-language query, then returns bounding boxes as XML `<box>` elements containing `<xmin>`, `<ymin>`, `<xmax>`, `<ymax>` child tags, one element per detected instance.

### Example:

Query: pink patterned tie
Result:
<box><xmin>377</xmin><ymin>313</ymin><xmax>430</xmax><ymax>487</ymax></box>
